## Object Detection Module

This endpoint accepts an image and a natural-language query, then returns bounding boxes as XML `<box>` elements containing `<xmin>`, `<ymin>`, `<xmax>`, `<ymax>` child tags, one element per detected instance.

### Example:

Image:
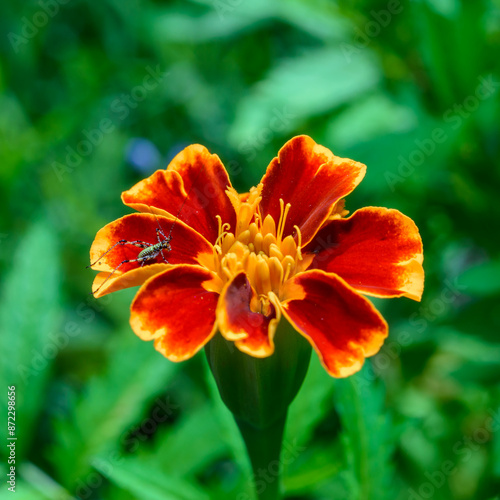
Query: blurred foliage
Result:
<box><xmin>1</xmin><ymin>0</ymin><xmax>500</xmax><ymax>498</ymax></box>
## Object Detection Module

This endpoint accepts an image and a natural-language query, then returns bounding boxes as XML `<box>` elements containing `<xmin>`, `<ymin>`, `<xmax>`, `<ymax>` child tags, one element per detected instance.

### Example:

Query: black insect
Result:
<box><xmin>88</xmin><ymin>212</ymin><xmax>175</xmax><ymax>296</ymax></box>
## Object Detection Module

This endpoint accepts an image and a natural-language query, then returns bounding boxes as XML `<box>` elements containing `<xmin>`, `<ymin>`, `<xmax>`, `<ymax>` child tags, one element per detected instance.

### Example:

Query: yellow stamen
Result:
<box><xmin>277</xmin><ymin>199</ymin><xmax>291</xmax><ymax>244</ymax></box>
<box><xmin>282</xmin><ymin>258</ymin><xmax>294</xmax><ymax>284</ymax></box>
<box><xmin>216</xmin><ymin>214</ymin><xmax>222</xmax><ymax>235</ymax></box>
<box><xmin>214</xmin><ymin>221</ymin><xmax>231</xmax><ymax>248</ymax></box>
<box><xmin>294</xmin><ymin>225</ymin><xmax>303</xmax><ymax>261</ymax></box>
<box><xmin>214</xmin><ymin>190</ymin><xmax>310</xmax><ymax>306</ymax></box>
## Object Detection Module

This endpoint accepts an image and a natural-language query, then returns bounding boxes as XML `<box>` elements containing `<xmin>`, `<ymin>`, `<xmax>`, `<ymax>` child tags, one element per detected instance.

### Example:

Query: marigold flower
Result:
<box><xmin>89</xmin><ymin>135</ymin><xmax>424</xmax><ymax>378</ymax></box>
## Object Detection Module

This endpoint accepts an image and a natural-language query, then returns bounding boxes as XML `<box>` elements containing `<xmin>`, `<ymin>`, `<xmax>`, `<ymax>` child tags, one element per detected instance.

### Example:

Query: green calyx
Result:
<box><xmin>204</xmin><ymin>318</ymin><xmax>312</xmax><ymax>430</ymax></box>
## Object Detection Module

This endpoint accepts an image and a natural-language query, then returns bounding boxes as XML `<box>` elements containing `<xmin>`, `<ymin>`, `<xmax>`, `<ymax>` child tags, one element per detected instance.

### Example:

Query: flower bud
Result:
<box><xmin>205</xmin><ymin>319</ymin><xmax>312</xmax><ymax>429</ymax></box>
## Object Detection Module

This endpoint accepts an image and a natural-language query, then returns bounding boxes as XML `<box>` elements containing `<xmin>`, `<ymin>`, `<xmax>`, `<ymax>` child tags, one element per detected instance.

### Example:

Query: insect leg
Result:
<box><xmin>128</xmin><ymin>240</ymin><xmax>152</xmax><ymax>248</ymax></box>
<box><xmin>155</xmin><ymin>228</ymin><xmax>170</xmax><ymax>263</ymax></box>
<box><xmin>88</xmin><ymin>240</ymin><xmax>152</xmax><ymax>268</ymax></box>
<box><xmin>91</xmin><ymin>259</ymin><xmax>147</xmax><ymax>295</ymax></box>
<box><xmin>159</xmin><ymin>249</ymin><xmax>167</xmax><ymax>263</ymax></box>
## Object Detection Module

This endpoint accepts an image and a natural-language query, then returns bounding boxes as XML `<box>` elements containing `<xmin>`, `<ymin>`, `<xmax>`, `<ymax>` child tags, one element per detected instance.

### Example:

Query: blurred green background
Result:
<box><xmin>1</xmin><ymin>0</ymin><xmax>500</xmax><ymax>499</ymax></box>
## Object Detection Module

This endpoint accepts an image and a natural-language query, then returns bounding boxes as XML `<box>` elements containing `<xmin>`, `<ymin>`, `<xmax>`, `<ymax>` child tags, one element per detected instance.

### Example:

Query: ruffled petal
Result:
<box><xmin>306</xmin><ymin>207</ymin><xmax>424</xmax><ymax>301</ymax></box>
<box><xmin>216</xmin><ymin>272</ymin><xmax>280</xmax><ymax>357</ymax></box>
<box><xmin>89</xmin><ymin>213</ymin><xmax>213</xmax><ymax>297</ymax></box>
<box><xmin>281</xmin><ymin>270</ymin><xmax>388</xmax><ymax>378</ymax></box>
<box><xmin>259</xmin><ymin>135</ymin><xmax>366</xmax><ymax>246</ymax></box>
<box><xmin>121</xmin><ymin>144</ymin><xmax>236</xmax><ymax>244</ymax></box>
<box><xmin>92</xmin><ymin>264</ymin><xmax>168</xmax><ymax>298</ymax></box>
<box><xmin>130</xmin><ymin>265</ymin><xmax>219</xmax><ymax>361</ymax></box>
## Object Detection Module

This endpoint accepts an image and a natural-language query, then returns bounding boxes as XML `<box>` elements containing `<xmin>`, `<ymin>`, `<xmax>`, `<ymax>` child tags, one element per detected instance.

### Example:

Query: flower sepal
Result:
<box><xmin>205</xmin><ymin>318</ymin><xmax>311</xmax><ymax>430</ymax></box>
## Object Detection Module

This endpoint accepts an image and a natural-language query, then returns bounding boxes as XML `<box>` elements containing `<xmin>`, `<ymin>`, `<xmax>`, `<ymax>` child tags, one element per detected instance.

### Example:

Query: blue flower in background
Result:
<box><xmin>126</xmin><ymin>138</ymin><xmax>161</xmax><ymax>174</ymax></box>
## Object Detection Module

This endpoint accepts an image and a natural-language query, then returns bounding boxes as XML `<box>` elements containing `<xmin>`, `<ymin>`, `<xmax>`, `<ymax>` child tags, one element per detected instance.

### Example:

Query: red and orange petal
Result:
<box><xmin>130</xmin><ymin>265</ymin><xmax>219</xmax><ymax>362</ymax></box>
<box><xmin>121</xmin><ymin>144</ymin><xmax>236</xmax><ymax>245</ymax></box>
<box><xmin>89</xmin><ymin>213</ymin><xmax>213</xmax><ymax>296</ymax></box>
<box><xmin>216</xmin><ymin>272</ymin><xmax>279</xmax><ymax>357</ymax></box>
<box><xmin>259</xmin><ymin>135</ymin><xmax>366</xmax><ymax>246</ymax></box>
<box><xmin>306</xmin><ymin>207</ymin><xmax>424</xmax><ymax>301</ymax></box>
<box><xmin>281</xmin><ymin>270</ymin><xmax>388</xmax><ymax>378</ymax></box>
<box><xmin>92</xmin><ymin>263</ymin><xmax>168</xmax><ymax>298</ymax></box>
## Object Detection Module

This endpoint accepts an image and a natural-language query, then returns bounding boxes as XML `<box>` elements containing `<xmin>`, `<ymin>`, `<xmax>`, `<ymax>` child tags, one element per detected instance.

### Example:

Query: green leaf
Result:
<box><xmin>458</xmin><ymin>260</ymin><xmax>500</xmax><ymax>297</ymax></box>
<box><xmin>424</xmin><ymin>0</ymin><xmax>460</xmax><ymax>19</ymax></box>
<box><xmin>229</xmin><ymin>47</ymin><xmax>381</xmax><ymax>147</ymax></box>
<box><xmin>150</xmin><ymin>0</ymin><xmax>276</xmax><ymax>44</ymax></box>
<box><xmin>0</xmin><ymin>462</ymin><xmax>73</xmax><ymax>500</ymax></box>
<box><xmin>0</xmin><ymin>219</ymin><xmax>61</xmax><ymax>459</ymax></box>
<box><xmin>325</xmin><ymin>93</ymin><xmax>418</xmax><ymax>151</ymax></box>
<box><xmin>493</xmin><ymin>406</ymin><xmax>500</xmax><ymax>478</ymax></box>
<box><xmin>334</xmin><ymin>367</ymin><xmax>395</xmax><ymax>500</ymax></box>
<box><xmin>94</xmin><ymin>456</ymin><xmax>209</xmax><ymax>500</ymax></box>
<box><xmin>50</xmin><ymin>338</ymin><xmax>178</xmax><ymax>486</ymax></box>
<box><xmin>283</xmin><ymin>442</ymin><xmax>343</xmax><ymax>495</ymax></box>
<box><xmin>275</xmin><ymin>0</ymin><xmax>349</xmax><ymax>42</ymax></box>
<box><xmin>153</xmin><ymin>402</ymin><xmax>229</xmax><ymax>477</ymax></box>
<box><xmin>286</xmin><ymin>356</ymin><xmax>335</xmax><ymax>445</ymax></box>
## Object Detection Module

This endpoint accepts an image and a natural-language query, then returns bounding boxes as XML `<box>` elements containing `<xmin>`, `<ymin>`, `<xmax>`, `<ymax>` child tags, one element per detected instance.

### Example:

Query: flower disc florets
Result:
<box><xmin>208</xmin><ymin>184</ymin><xmax>310</xmax><ymax>317</ymax></box>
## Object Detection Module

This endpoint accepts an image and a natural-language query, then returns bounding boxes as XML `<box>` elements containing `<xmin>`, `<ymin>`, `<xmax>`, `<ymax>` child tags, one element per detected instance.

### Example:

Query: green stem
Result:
<box><xmin>205</xmin><ymin>321</ymin><xmax>311</xmax><ymax>499</ymax></box>
<box><xmin>236</xmin><ymin>415</ymin><xmax>287</xmax><ymax>500</ymax></box>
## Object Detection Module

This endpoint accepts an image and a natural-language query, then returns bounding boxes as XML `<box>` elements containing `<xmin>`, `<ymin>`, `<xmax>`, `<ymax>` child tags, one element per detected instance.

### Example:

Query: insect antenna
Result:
<box><xmin>146</xmin><ymin>164</ymin><xmax>205</xmax><ymax>242</ymax></box>
<box><xmin>90</xmin><ymin>260</ymin><xmax>129</xmax><ymax>294</ymax></box>
<box><xmin>87</xmin><ymin>239</ymin><xmax>127</xmax><ymax>268</ymax></box>
<box><xmin>167</xmin><ymin>165</ymin><xmax>204</xmax><ymax>240</ymax></box>
<box><xmin>145</xmin><ymin>172</ymin><xmax>199</xmax><ymax>241</ymax></box>
<box><xmin>146</xmin><ymin>208</ymin><xmax>169</xmax><ymax>240</ymax></box>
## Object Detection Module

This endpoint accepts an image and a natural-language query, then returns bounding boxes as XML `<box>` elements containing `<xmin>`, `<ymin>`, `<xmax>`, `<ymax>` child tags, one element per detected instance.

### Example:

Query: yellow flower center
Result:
<box><xmin>203</xmin><ymin>184</ymin><xmax>311</xmax><ymax>314</ymax></box>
